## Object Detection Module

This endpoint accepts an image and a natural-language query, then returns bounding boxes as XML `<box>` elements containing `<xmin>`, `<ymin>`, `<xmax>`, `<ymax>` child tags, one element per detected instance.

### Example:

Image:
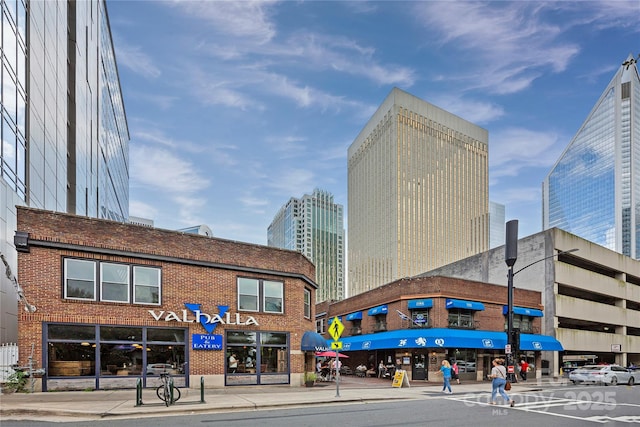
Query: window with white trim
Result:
<box><xmin>65</xmin><ymin>259</ymin><xmax>96</xmax><ymax>300</ymax></box>
<box><xmin>303</xmin><ymin>288</ymin><xmax>311</xmax><ymax>319</ymax></box>
<box><xmin>64</xmin><ymin>258</ymin><xmax>161</xmax><ymax>305</ymax></box>
<box><xmin>238</xmin><ymin>277</ymin><xmax>283</xmax><ymax>313</ymax></box>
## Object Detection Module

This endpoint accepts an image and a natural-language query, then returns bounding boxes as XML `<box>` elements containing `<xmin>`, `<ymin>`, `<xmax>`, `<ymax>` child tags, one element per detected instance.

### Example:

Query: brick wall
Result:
<box><xmin>16</xmin><ymin>207</ymin><xmax>316</xmax><ymax>380</ymax></box>
<box><xmin>322</xmin><ymin>276</ymin><xmax>542</xmax><ymax>337</ymax></box>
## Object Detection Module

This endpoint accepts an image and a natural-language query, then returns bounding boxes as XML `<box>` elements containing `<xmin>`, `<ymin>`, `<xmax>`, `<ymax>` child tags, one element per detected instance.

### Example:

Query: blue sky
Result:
<box><xmin>108</xmin><ymin>0</ymin><xmax>638</xmax><ymax>245</ymax></box>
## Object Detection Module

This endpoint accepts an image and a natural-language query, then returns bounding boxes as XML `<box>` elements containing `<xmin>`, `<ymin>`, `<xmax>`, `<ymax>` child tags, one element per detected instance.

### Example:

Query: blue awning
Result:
<box><xmin>337</xmin><ymin>329</ymin><xmax>562</xmax><ymax>352</ymax></box>
<box><xmin>502</xmin><ymin>306</ymin><xmax>544</xmax><ymax>317</ymax></box>
<box><xmin>338</xmin><ymin>328</ymin><xmax>506</xmax><ymax>351</ymax></box>
<box><xmin>367</xmin><ymin>305</ymin><xmax>388</xmax><ymax>316</ymax></box>
<box><xmin>408</xmin><ymin>299</ymin><xmax>433</xmax><ymax>309</ymax></box>
<box><xmin>446</xmin><ymin>299</ymin><xmax>485</xmax><ymax>311</ymax></box>
<box><xmin>346</xmin><ymin>312</ymin><xmax>362</xmax><ymax>321</ymax></box>
<box><xmin>520</xmin><ymin>334</ymin><xmax>563</xmax><ymax>351</ymax></box>
<box><xmin>300</xmin><ymin>331</ymin><xmax>330</xmax><ymax>352</ymax></box>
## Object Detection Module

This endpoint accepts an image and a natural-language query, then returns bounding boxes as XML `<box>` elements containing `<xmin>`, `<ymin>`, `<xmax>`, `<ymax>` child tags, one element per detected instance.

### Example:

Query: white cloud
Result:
<box><xmin>130</xmin><ymin>145</ymin><xmax>210</xmax><ymax>193</ymax></box>
<box><xmin>429</xmin><ymin>95</ymin><xmax>505</xmax><ymax>125</ymax></box>
<box><xmin>114</xmin><ymin>41</ymin><xmax>161</xmax><ymax>79</ymax></box>
<box><xmin>412</xmin><ymin>2</ymin><xmax>579</xmax><ymax>94</ymax></box>
<box><xmin>489</xmin><ymin>128</ymin><xmax>564</xmax><ymax>178</ymax></box>
<box><xmin>170</xmin><ymin>0</ymin><xmax>278</xmax><ymax>44</ymax></box>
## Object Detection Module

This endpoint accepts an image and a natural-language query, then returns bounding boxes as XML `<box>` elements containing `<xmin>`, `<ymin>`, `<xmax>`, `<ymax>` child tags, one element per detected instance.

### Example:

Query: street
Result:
<box><xmin>2</xmin><ymin>383</ymin><xmax>638</xmax><ymax>426</ymax></box>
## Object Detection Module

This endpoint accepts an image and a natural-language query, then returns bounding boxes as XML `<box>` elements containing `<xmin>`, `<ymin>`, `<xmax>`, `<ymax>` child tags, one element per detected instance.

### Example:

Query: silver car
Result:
<box><xmin>569</xmin><ymin>365</ymin><xmax>635</xmax><ymax>386</ymax></box>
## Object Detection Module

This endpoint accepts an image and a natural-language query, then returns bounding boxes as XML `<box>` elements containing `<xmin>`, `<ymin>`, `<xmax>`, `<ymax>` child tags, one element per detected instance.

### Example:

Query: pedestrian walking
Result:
<box><xmin>452</xmin><ymin>361</ymin><xmax>460</xmax><ymax>384</ymax></box>
<box><xmin>440</xmin><ymin>360</ymin><xmax>453</xmax><ymax>394</ymax></box>
<box><xmin>519</xmin><ymin>359</ymin><xmax>529</xmax><ymax>381</ymax></box>
<box><xmin>488</xmin><ymin>358</ymin><xmax>514</xmax><ymax>407</ymax></box>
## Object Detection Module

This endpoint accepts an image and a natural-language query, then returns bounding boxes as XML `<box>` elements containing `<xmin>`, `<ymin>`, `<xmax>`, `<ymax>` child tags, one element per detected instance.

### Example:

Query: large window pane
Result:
<box><xmin>304</xmin><ymin>288</ymin><xmax>311</xmax><ymax>318</ymax></box>
<box><xmin>133</xmin><ymin>266</ymin><xmax>160</xmax><ymax>305</ymax></box>
<box><xmin>101</xmin><ymin>263</ymin><xmax>129</xmax><ymax>302</ymax></box>
<box><xmin>48</xmin><ymin>343</ymin><xmax>96</xmax><ymax>377</ymax></box>
<box><xmin>64</xmin><ymin>259</ymin><xmax>96</xmax><ymax>300</ymax></box>
<box><xmin>238</xmin><ymin>278</ymin><xmax>258</xmax><ymax>311</ymax></box>
<box><xmin>100</xmin><ymin>326</ymin><xmax>142</xmax><ymax>342</ymax></box>
<box><xmin>263</xmin><ymin>280</ymin><xmax>283</xmax><ymax>313</ymax></box>
<box><xmin>260</xmin><ymin>341</ymin><xmax>288</xmax><ymax>373</ymax></box>
<box><xmin>147</xmin><ymin>328</ymin><xmax>185</xmax><ymax>343</ymax></box>
<box><xmin>100</xmin><ymin>342</ymin><xmax>143</xmax><ymax>376</ymax></box>
<box><xmin>48</xmin><ymin>324</ymin><xmax>95</xmax><ymax>341</ymax></box>
<box><xmin>146</xmin><ymin>344</ymin><xmax>185</xmax><ymax>375</ymax></box>
<box><xmin>226</xmin><ymin>331</ymin><xmax>257</xmax><ymax>345</ymax></box>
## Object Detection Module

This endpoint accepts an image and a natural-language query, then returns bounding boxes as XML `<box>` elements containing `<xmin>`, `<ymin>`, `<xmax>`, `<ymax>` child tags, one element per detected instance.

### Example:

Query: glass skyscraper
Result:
<box><xmin>348</xmin><ymin>88</ymin><xmax>489</xmax><ymax>296</ymax></box>
<box><xmin>268</xmin><ymin>189</ymin><xmax>345</xmax><ymax>303</ymax></box>
<box><xmin>543</xmin><ymin>54</ymin><xmax>640</xmax><ymax>258</ymax></box>
<box><xmin>0</xmin><ymin>0</ymin><xmax>129</xmax><ymax>342</ymax></box>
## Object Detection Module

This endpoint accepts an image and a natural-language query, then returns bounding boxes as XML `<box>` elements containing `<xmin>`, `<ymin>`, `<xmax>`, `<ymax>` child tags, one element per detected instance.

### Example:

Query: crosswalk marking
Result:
<box><xmin>445</xmin><ymin>393</ymin><xmax>634</xmax><ymax>424</ymax></box>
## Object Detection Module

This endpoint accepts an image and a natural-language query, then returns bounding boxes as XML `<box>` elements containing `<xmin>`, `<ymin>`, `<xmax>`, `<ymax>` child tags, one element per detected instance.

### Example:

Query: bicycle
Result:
<box><xmin>156</xmin><ymin>371</ymin><xmax>181</xmax><ymax>406</ymax></box>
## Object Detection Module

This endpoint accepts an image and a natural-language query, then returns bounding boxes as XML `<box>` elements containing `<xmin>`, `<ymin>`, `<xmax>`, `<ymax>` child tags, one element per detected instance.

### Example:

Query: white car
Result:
<box><xmin>457</xmin><ymin>362</ymin><xmax>476</xmax><ymax>372</ymax></box>
<box><xmin>569</xmin><ymin>365</ymin><xmax>635</xmax><ymax>386</ymax></box>
<box><xmin>146</xmin><ymin>363</ymin><xmax>174</xmax><ymax>375</ymax></box>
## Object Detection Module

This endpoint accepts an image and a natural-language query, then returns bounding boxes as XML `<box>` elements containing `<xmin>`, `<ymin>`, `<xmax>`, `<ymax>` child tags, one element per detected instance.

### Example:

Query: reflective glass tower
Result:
<box><xmin>348</xmin><ymin>88</ymin><xmax>489</xmax><ymax>296</ymax></box>
<box><xmin>268</xmin><ymin>189</ymin><xmax>345</xmax><ymax>302</ymax></box>
<box><xmin>543</xmin><ymin>54</ymin><xmax>640</xmax><ymax>258</ymax></box>
<box><xmin>0</xmin><ymin>0</ymin><xmax>129</xmax><ymax>342</ymax></box>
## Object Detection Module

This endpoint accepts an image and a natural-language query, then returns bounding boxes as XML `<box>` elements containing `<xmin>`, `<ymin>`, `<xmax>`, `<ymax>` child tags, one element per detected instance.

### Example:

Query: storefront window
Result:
<box><xmin>48</xmin><ymin>342</ymin><xmax>96</xmax><ymax>377</ymax></box>
<box><xmin>226</xmin><ymin>331</ymin><xmax>289</xmax><ymax>385</ymax></box>
<box><xmin>452</xmin><ymin>349</ymin><xmax>477</xmax><ymax>373</ymax></box>
<box><xmin>45</xmin><ymin>324</ymin><xmax>186</xmax><ymax>387</ymax></box>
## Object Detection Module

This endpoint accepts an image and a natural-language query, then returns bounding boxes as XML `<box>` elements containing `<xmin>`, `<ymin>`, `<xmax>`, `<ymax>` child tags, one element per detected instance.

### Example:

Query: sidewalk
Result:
<box><xmin>0</xmin><ymin>376</ymin><xmax>566</xmax><ymax>422</ymax></box>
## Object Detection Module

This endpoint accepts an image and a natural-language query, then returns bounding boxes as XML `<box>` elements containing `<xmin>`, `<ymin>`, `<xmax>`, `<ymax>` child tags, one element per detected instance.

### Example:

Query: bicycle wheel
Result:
<box><xmin>156</xmin><ymin>384</ymin><xmax>170</xmax><ymax>405</ymax></box>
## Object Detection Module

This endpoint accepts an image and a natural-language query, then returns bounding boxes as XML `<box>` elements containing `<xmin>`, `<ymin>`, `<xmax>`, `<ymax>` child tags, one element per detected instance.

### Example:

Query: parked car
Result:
<box><xmin>146</xmin><ymin>363</ymin><xmax>174</xmax><ymax>375</ymax></box>
<box><xmin>457</xmin><ymin>362</ymin><xmax>476</xmax><ymax>372</ymax></box>
<box><xmin>569</xmin><ymin>365</ymin><xmax>635</xmax><ymax>386</ymax></box>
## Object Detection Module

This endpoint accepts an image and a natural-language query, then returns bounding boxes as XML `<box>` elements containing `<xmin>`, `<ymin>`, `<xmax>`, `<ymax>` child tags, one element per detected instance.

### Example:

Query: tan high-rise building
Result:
<box><xmin>348</xmin><ymin>88</ymin><xmax>489</xmax><ymax>296</ymax></box>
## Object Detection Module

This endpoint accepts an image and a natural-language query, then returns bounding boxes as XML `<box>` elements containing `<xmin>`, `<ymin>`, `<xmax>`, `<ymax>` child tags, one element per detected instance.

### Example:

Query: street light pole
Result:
<box><xmin>505</xmin><ymin>220</ymin><xmax>518</xmax><ymax>382</ymax></box>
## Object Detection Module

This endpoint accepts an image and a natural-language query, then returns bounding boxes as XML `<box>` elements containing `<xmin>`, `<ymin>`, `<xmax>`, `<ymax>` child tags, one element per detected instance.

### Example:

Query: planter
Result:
<box><xmin>305</xmin><ymin>381</ymin><xmax>315</xmax><ymax>387</ymax></box>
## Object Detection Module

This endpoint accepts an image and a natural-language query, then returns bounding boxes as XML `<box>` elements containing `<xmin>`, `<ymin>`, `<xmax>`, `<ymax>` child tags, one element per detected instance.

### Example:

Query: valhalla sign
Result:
<box><xmin>149</xmin><ymin>303</ymin><xmax>258</xmax><ymax>334</ymax></box>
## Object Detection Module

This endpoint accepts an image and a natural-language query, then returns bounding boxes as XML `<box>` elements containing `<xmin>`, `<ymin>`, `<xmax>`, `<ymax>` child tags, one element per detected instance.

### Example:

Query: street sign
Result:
<box><xmin>329</xmin><ymin>317</ymin><xmax>344</xmax><ymax>341</ymax></box>
<box><xmin>505</xmin><ymin>344</ymin><xmax>512</xmax><ymax>354</ymax></box>
<box><xmin>507</xmin><ymin>365</ymin><xmax>515</xmax><ymax>373</ymax></box>
<box><xmin>331</xmin><ymin>341</ymin><xmax>343</xmax><ymax>350</ymax></box>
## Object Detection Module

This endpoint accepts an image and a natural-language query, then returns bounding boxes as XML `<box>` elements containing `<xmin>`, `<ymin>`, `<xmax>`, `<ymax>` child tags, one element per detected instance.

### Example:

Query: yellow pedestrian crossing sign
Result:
<box><xmin>331</xmin><ymin>341</ymin><xmax>343</xmax><ymax>350</ymax></box>
<box><xmin>329</xmin><ymin>317</ymin><xmax>344</xmax><ymax>341</ymax></box>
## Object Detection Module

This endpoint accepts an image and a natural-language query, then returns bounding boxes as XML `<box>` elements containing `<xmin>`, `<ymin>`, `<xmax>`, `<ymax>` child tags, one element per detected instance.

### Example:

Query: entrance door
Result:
<box><xmin>412</xmin><ymin>353</ymin><xmax>426</xmax><ymax>380</ymax></box>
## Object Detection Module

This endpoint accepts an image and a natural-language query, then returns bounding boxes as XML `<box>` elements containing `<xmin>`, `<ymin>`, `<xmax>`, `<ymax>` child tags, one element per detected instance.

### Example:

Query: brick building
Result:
<box><xmin>14</xmin><ymin>207</ymin><xmax>322</xmax><ymax>391</ymax></box>
<box><xmin>316</xmin><ymin>276</ymin><xmax>561</xmax><ymax>382</ymax></box>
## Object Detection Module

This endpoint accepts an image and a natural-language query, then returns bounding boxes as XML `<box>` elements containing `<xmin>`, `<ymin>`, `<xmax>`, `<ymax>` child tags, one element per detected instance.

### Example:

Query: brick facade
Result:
<box><xmin>317</xmin><ymin>276</ymin><xmax>543</xmax><ymax>381</ymax></box>
<box><xmin>15</xmin><ymin>207</ymin><xmax>317</xmax><ymax>390</ymax></box>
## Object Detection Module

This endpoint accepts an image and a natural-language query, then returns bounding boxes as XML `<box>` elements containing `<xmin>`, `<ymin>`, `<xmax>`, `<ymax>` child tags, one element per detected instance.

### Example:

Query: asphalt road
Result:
<box><xmin>2</xmin><ymin>384</ymin><xmax>638</xmax><ymax>426</ymax></box>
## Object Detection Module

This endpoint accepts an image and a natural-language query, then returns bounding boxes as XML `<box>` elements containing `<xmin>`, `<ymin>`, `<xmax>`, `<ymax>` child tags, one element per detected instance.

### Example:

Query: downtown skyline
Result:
<box><xmin>107</xmin><ymin>1</ymin><xmax>639</xmax><ymax>245</ymax></box>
